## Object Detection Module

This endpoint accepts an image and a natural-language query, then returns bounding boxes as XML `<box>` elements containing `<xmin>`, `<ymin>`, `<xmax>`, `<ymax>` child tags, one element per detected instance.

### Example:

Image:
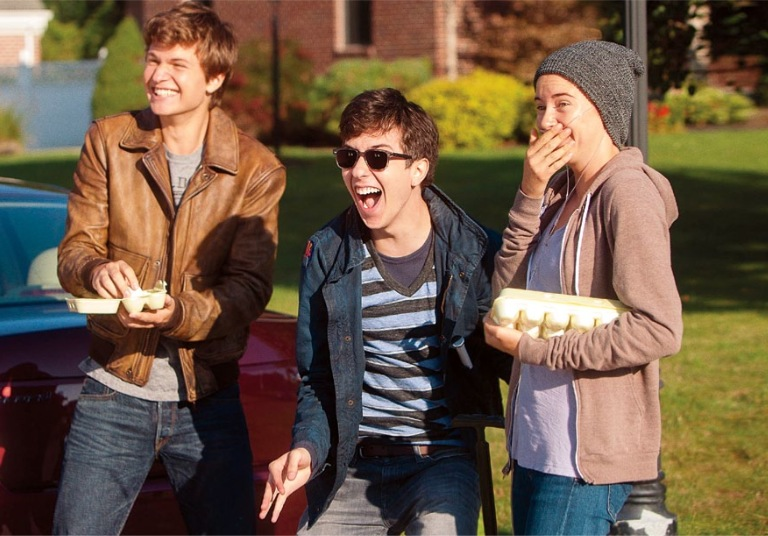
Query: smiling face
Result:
<box><xmin>340</xmin><ymin>128</ymin><xmax>430</xmax><ymax>242</ymax></box>
<box><xmin>143</xmin><ymin>43</ymin><xmax>224</xmax><ymax>126</ymax></box>
<box><xmin>535</xmin><ymin>74</ymin><xmax>612</xmax><ymax>170</ymax></box>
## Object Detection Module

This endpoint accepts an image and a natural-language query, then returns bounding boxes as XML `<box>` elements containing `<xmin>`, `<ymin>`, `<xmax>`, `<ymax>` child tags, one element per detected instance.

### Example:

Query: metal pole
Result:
<box><xmin>271</xmin><ymin>0</ymin><xmax>282</xmax><ymax>157</ymax></box>
<box><xmin>612</xmin><ymin>9</ymin><xmax>677</xmax><ymax>535</ymax></box>
<box><xmin>625</xmin><ymin>0</ymin><xmax>649</xmax><ymax>160</ymax></box>
<box><xmin>612</xmin><ymin>4</ymin><xmax>677</xmax><ymax>534</ymax></box>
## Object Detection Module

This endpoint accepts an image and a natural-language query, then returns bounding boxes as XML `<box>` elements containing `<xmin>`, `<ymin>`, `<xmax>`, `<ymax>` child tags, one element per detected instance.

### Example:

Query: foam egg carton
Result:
<box><xmin>122</xmin><ymin>280</ymin><xmax>168</xmax><ymax>313</ymax></box>
<box><xmin>492</xmin><ymin>288</ymin><xmax>629</xmax><ymax>339</ymax></box>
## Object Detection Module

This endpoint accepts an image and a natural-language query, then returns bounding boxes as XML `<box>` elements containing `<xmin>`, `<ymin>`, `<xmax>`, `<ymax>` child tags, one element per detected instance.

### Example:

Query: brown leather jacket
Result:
<box><xmin>58</xmin><ymin>107</ymin><xmax>286</xmax><ymax>402</ymax></box>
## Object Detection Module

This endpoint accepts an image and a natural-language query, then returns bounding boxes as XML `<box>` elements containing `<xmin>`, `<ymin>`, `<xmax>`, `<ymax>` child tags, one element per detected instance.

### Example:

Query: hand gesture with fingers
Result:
<box><xmin>91</xmin><ymin>260</ymin><xmax>141</xmax><ymax>299</ymax></box>
<box><xmin>259</xmin><ymin>448</ymin><xmax>312</xmax><ymax>524</ymax></box>
<box><xmin>521</xmin><ymin>124</ymin><xmax>573</xmax><ymax>198</ymax></box>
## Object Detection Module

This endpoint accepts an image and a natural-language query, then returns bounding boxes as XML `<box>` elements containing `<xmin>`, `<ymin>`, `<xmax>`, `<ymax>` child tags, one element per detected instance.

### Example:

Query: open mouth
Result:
<box><xmin>356</xmin><ymin>186</ymin><xmax>382</xmax><ymax>209</ymax></box>
<box><xmin>152</xmin><ymin>87</ymin><xmax>178</xmax><ymax>97</ymax></box>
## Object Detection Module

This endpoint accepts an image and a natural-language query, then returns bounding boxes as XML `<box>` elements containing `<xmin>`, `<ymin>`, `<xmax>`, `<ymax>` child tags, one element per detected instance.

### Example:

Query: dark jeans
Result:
<box><xmin>512</xmin><ymin>462</ymin><xmax>632</xmax><ymax>535</ymax></box>
<box><xmin>53</xmin><ymin>378</ymin><xmax>255</xmax><ymax>535</ymax></box>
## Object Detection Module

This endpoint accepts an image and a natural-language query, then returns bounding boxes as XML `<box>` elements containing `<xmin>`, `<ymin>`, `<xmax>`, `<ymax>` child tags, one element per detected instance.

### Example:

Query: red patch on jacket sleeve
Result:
<box><xmin>303</xmin><ymin>240</ymin><xmax>314</xmax><ymax>260</ymax></box>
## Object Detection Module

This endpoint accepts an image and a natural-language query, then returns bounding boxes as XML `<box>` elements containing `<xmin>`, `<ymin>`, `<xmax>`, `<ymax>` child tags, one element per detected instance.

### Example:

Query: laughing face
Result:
<box><xmin>340</xmin><ymin>129</ymin><xmax>430</xmax><ymax>242</ymax></box>
<box><xmin>535</xmin><ymin>74</ymin><xmax>609</xmax><ymax>169</ymax></box>
<box><xmin>143</xmin><ymin>43</ymin><xmax>224</xmax><ymax>125</ymax></box>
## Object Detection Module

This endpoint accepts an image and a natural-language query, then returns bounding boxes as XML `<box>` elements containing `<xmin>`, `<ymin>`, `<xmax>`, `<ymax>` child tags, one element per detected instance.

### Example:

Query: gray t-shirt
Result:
<box><xmin>167</xmin><ymin>144</ymin><xmax>204</xmax><ymax>207</ymax></box>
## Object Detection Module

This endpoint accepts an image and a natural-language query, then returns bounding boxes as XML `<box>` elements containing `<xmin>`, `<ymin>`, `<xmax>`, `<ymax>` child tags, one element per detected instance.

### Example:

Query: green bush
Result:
<box><xmin>307</xmin><ymin>57</ymin><xmax>432</xmax><ymax>136</ymax></box>
<box><xmin>91</xmin><ymin>16</ymin><xmax>146</xmax><ymax>119</ymax></box>
<box><xmin>220</xmin><ymin>38</ymin><xmax>315</xmax><ymax>144</ymax></box>
<box><xmin>662</xmin><ymin>83</ymin><xmax>756</xmax><ymax>127</ymax></box>
<box><xmin>408</xmin><ymin>69</ymin><xmax>532</xmax><ymax>150</ymax></box>
<box><xmin>42</xmin><ymin>0</ymin><xmax>123</xmax><ymax>60</ymax></box>
<box><xmin>0</xmin><ymin>107</ymin><xmax>23</xmax><ymax>154</ymax></box>
<box><xmin>41</xmin><ymin>20</ymin><xmax>84</xmax><ymax>61</ymax></box>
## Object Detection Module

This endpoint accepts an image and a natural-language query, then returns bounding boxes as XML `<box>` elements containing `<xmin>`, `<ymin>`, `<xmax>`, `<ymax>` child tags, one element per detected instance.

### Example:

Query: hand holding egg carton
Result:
<box><xmin>492</xmin><ymin>288</ymin><xmax>629</xmax><ymax>339</ymax></box>
<box><xmin>121</xmin><ymin>280</ymin><xmax>168</xmax><ymax>313</ymax></box>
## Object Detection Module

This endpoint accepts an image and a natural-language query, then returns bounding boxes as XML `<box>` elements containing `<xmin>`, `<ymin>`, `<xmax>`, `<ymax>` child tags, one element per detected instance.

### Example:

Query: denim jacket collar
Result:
<box><xmin>325</xmin><ymin>185</ymin><xmax>487</xmax><ymax>286</ymax></box>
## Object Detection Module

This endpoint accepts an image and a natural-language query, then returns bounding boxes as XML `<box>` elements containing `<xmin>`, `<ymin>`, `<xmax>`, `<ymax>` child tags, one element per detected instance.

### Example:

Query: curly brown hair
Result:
<box><xmin>339</xmin><ymin>88</ymin><xmax>440</xmax><ymax>187</ymax></box>
<box><xmin>143</xmin><ymin>1</ymin><xmax>237</xmax><ymax>108</ymax></box>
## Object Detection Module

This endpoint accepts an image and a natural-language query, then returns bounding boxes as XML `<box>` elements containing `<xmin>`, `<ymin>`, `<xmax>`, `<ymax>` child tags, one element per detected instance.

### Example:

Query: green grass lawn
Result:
<box><xmin>2</xmin><ymin>128</ymin><xmax>766</xmax><ymax>534</ymax></box>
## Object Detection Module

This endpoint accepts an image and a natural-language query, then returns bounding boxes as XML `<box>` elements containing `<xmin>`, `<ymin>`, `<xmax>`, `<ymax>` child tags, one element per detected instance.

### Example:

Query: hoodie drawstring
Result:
<box><xmin>573</xmin><ymin>191</ymin><xmax>592</xmax><ymax>295</ymax></box>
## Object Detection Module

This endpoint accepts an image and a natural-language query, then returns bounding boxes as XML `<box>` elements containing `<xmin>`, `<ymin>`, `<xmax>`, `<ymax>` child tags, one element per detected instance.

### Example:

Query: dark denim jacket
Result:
<box><xmin>291</xmin><ymin>185</ymin><xmax>511</xmax><ymax>525</ymax></box>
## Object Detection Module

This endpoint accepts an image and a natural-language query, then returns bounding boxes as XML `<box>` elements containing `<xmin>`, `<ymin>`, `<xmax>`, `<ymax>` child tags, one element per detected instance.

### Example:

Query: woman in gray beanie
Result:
<box><xmin>484</xmin><ymin>40</ymin><xmax>684</xmax><ymax>535</ymax></box>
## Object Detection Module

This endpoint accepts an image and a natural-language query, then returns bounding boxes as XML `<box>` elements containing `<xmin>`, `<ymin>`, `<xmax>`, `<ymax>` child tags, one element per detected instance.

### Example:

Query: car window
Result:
<box><xmin>0</xmin><ymin>201</ymin><xmax>70</xmax><ymax>305</ymax></box>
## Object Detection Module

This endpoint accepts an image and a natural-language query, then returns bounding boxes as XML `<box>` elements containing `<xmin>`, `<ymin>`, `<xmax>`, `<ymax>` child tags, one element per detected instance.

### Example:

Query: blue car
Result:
<box><xmin>0</xmin><ymin>177</ymin><xmax>304</xmax><ymax>534</ymax></box>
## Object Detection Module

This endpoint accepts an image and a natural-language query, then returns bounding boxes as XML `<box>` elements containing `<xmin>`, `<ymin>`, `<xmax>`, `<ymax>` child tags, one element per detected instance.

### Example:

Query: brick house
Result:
<box><xmin>0</xmin><ymin>0</ymin><xmax>52</xmax><ymax>67</ymax></box>
<box><xmin>125</xmin><ymin>0</ymin><xmax>462</xmax><ymax>77</ymax></box>
<box><xmin>126</xmin><ymin>0</ymin><xmax>762</xmax><ymax>97</ymax></box>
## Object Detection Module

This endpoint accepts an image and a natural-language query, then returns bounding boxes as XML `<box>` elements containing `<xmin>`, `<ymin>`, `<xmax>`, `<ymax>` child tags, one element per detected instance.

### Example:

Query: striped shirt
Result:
<box><xmin>358</xmin><ymin>241</ymin><xmax>460</xmax><ymax>446</ymax></box>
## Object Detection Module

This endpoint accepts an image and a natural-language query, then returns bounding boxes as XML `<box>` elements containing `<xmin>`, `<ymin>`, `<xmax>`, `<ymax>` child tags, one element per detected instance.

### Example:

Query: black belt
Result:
<box><xmin>356</xmin><ymin>444</ymin><xmax>463</xmax><ymax>458</ymax></box>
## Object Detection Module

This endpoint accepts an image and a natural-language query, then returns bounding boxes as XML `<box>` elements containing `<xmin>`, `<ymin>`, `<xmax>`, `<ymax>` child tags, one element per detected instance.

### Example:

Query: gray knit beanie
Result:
<box><xmin>534</xmin><ymin>40</ymin><xmax>645</xmax><ymax>147</ymax></box>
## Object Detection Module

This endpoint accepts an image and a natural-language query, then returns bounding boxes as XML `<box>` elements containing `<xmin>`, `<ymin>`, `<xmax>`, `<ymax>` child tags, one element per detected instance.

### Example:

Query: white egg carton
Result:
<box><xmin>66</xmin><ymin>280</ymin><xmax>167</xmax><ymax>315</ymax></box>
<box><xmin>492</xmin><ymin>288</ymin><xmax>629</xmax><ymax>339</ymax></box>
<box><xmin>66</xmin><ymin>297</ymin><xmax>121</xmax><ymax>314</ymax></box>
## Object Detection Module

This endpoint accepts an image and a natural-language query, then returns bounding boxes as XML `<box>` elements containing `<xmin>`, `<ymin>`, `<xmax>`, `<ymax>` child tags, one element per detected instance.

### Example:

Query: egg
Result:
<box><xmin>518</xmin><ymin>306</ymin><xmax>545</xmax><ymax>337</ymax></box>
<box><xmin>595</xmin><ymin>309</ymin><xmax>620</xmax><ymax>326</ymax></box>
<box><xmin>492</xmin><ymin>299</ymin><xmax>520</xmax><ymax>327</ymax></box>
<box><xmin>569</xmin><ymin>312</ymin><xmax>597</xmax><ymax>332</ymax></box>
<box><xmin>541</xmin><ymin>309</ymin><xmax>570</xmax><ymax>339</ymax></box>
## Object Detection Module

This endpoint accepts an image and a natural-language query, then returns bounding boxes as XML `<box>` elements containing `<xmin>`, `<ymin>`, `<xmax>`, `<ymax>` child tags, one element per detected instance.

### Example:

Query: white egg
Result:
<box><xmin>544</xmin><ymin>310</ymin><xmax>571</xmax><ymax>330</ymax></box>
<box><xmin>519</xmin><ymin>305</ymin><xmax>545</xmax><ymax>327</ymax></box>
<box><xmin>596</xmin><ymin>310</ymin><xmax>620</xmax><ymax>326</ymax></box>
<box><xmin>493</xmin><ymin>299</ymin><xmax>520</xmax><ymax>327</ymax></box>
<box><xmin>569</xmin><ymin>312</ymin><xmax>597</xmax><ymax>332</ymax></box>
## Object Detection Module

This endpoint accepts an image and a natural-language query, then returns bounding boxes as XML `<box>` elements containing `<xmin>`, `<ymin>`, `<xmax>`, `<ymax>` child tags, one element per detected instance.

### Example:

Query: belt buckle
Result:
<box><xmin>357</xmin><ymin>443</ymin><xmax>418</xmax><ymax>458</ymax></box>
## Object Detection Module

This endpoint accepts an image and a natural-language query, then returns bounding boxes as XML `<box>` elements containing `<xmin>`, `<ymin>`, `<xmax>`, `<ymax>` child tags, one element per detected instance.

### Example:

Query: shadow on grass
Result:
<box><xmin>665</xmin><ymin>166</ymin><xmax>768</xmax><ymax>313</ymax></box>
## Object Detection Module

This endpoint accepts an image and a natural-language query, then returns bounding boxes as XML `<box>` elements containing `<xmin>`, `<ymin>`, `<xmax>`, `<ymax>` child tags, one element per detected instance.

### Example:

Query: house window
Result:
<box><xmin>345</xmin><ymin>0</ymin><xmax>371</xmax><ymax>45</ymax></box>
<box><xmin>340</xmin><ymin>0</ymin><xmax>371</xmax><ymax>48</ymax></box>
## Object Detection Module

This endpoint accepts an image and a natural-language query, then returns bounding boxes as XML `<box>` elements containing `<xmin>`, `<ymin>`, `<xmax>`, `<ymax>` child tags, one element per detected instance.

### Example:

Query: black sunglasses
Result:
<box><xmin>333</xmin><ymin>148</ymin><xmax>412</xmax><ymax>171</ymax></box>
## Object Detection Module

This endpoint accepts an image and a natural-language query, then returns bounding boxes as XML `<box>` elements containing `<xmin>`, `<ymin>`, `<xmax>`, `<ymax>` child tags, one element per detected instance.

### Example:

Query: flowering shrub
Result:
<box><xmin>408</xmin><ymin>69</ymin><xmax>532</xmax><ymax>150</ymax></box>
<box><xmin>648</xmin><ymin>101</ymin><xmax>684</xmax><ymax>133</ymax></box>
<box><xmin>220</xmin><ymin>38</ymin><xmax>315</xmax><ymax>144</ymax></box>
<box><xmin>306</xmin><ymin>57</ymin><xmax>432</xmax><ymax>137</ymax></box>
<box><xmin>660</xmin><ymin>84</ymin><xmax>756</xmax><ymax>130</ymax></box>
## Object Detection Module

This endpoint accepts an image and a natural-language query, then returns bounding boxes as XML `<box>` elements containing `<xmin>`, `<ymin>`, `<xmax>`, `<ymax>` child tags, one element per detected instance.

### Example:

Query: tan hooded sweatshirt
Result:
<box><xmin>493</xmin><ymin>147</ymin><xmax>683</xmax><ymax>484</ymax></box>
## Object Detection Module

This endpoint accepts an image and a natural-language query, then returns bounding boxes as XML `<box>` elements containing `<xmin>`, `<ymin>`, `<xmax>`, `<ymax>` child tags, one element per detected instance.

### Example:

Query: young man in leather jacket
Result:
<box><xmin>53</xmin><ymin>2</ymin><xmax>286</xmax><ymax>533</ymax></box>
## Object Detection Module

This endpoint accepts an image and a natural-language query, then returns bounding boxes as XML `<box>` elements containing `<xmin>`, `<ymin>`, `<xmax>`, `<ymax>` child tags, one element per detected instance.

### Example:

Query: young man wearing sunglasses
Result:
<box><xmin>260</xmin><ymin>88</ymin><xmax>511</xmax><ymax>534</ymax></box>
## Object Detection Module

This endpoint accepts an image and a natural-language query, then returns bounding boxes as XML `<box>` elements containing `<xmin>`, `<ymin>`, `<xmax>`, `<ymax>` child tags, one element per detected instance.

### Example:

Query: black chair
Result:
<box><xmin>453</xmin><ymin>414</ymin><xmax>505</xmax><ymax>535</ymax></box>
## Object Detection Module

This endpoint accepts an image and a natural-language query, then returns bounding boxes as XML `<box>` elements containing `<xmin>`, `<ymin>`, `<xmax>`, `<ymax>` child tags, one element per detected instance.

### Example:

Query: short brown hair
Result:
<box><xmin>143</xmin><ymin>1</ymin><xmax>237</xmax><ymax>108</ymax></box>
<box><xmin>339</xmin><ymin>88</ymin><xmax>440</xmax><ymax>187</ymax></box>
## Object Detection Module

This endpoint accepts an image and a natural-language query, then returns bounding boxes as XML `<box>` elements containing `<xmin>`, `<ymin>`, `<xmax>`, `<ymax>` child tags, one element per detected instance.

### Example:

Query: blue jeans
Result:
<box><xmin>299</xmin><ymin>448</ymin><xmax>480</xmax><ymax>535</ymax></box>
<box><xmin>53</xmin><ymin>378</ymin><xmax>255</xmax><ymax>535</ymax></box>
<box><xmin>512</xmin><ymin>462</ymin><xmax>632</xmax><ymax>535</ymax></box>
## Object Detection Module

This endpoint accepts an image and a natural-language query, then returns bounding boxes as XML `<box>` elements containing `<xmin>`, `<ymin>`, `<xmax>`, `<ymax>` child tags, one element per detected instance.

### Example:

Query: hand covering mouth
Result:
<box><xmin>356</xmin><ymin>186</ymin><xmax>381</xmax><ymax>209</ymax></box>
